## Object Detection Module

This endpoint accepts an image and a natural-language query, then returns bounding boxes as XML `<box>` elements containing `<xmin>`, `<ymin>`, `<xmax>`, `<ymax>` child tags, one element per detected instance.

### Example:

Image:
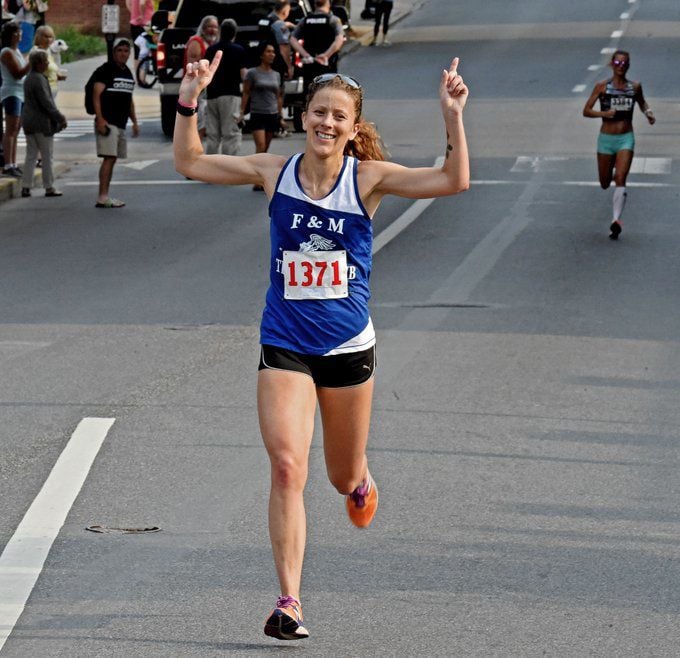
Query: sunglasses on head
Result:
<box><xmin>313</xmin><ymin>73</ymin><xmax>362</xmax><ymax>89</ymax></box>
<box><xmin>612</xmin><ymin>59</ymin><xmax>629</xmax><ymax>66</ymax></box>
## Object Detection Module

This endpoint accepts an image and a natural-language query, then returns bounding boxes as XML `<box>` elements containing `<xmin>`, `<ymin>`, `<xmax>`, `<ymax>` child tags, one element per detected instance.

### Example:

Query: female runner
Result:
<box><xmin>583</xmin><ymin>50</ymin><xmax>655</xmax><ymax>239</ymax></box>
<box><xmin>174</xmin><ymin>51</ymin><xmax>469</xmax><ymax>640</ymax></box>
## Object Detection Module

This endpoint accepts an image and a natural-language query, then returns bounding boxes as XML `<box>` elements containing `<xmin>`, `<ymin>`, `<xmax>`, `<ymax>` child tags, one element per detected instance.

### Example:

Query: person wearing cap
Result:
<box><xmin>91</xmin><ymin>37</ymin><xmax>139</xmax><ymax>208</ymax></box>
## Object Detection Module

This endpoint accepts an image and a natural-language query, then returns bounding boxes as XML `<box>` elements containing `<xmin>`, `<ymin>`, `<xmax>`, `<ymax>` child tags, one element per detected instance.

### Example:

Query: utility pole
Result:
<box><xmin>102</xmin><ymin>0</ymin><xmax>120</xmax><ymax>62</ymax></box>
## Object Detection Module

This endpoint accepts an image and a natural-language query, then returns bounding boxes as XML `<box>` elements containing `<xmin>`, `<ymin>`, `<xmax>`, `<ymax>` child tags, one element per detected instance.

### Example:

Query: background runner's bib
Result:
<box><xmin>599</xmin><ymin>79</ymin><xmax>636</xmax><ymax>121</ymax></box>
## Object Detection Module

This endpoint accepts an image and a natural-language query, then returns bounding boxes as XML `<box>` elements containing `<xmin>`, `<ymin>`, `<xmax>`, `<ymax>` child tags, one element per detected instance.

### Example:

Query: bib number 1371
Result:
<box><xmin>283</xmin><ymin>250</ymin><xmax>348</xmax><ymax>300</ymax></box>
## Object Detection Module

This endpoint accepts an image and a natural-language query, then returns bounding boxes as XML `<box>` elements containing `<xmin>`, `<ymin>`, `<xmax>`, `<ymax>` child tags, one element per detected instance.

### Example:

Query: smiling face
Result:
<box><xmin>302</xmin><ymin>87</ymin><xmax>360</xmax><ymax>155</ymax></box>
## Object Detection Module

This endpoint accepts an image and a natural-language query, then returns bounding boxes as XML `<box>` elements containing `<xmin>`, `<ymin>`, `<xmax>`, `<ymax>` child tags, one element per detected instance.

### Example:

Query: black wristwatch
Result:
<box><xmin>176</xmin><ymin>102</ymin><xmax>198</xmax><ymax>117</ymax></box>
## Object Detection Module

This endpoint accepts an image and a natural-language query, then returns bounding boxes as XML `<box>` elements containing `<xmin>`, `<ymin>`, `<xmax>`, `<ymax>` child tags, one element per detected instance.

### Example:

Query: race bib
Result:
<box><xmin>282</xmin><ymin>250</ymin><xmax>348</xmax><ymax>300</ymax></box>
<box><xmin>611</xmin><ymin>96</ymin><xmax>633</xmax><ymax>111</ymax></box>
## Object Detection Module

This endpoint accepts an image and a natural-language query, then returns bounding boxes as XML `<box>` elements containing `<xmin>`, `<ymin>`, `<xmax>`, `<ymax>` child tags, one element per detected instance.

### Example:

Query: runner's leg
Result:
<box><xmin>597</xmin><ymin>152</ymin><xmax>615</xmax><ymax>189</ymax></box>
<box><xmin>613</xmin><ymin>149</ymin><xmax>633</xmax><ymax>188</ymax></box>
<box><xmin>609</xmin><ymin>148</ymin><xmax>633</xmax><ymax>237</ymax></box>
<box><xmin>258</xmin><ymin>369</ymin><xmax>317</xmax><ymax>599</ymax></box>
<box><xmin>318</xmin><ymin>378</ymin><xmax>374</xmax><ymax>494</ymax></box>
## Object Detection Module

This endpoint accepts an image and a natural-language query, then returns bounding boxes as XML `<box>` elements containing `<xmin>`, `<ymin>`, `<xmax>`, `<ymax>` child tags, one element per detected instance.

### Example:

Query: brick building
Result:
<box><xmin>47</xmin><ymin>1</ymin><xmax>132</xmax><ymax>34</ymax></box>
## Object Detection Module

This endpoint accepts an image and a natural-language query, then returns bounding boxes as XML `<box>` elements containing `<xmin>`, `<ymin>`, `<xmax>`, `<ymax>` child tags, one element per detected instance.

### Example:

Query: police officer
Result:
<box><xmin>259</xmin><ymin>0</ymin><xmax>294</xmax><ymax>81</ymax></box>
<box><xmin>290</xmin><ymin>0</ymin><xmax>344</xmax><ymax>93</ymax></box>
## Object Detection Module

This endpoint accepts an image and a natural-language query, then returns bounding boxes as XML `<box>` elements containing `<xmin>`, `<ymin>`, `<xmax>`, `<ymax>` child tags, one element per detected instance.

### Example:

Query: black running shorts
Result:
<box><xmin>258</xmin><ymin>344</ymin><xmax>376</xmax><ymax>388</ymax></box>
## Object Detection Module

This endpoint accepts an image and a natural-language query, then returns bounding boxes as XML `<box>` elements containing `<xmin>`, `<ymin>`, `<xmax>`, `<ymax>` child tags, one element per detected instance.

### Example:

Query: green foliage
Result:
<box><xmin>54</xmin><ymin>26</ymin><xmax>107</xmax><ymax>63</ymax></box>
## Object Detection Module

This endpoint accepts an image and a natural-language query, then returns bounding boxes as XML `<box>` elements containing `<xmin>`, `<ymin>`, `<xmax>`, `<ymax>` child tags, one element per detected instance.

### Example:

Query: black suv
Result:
<box><xmin>154</xmin><ymin>0</ymin><xmax>312</xmax><ymax>136</ymax></box>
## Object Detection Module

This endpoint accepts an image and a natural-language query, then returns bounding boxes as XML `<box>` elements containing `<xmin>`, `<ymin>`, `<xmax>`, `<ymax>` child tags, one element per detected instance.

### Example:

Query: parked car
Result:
<box><xmin>154</xmin><ymin>0</ymin><xmax>314</xmax><ymax>137</ymax></box>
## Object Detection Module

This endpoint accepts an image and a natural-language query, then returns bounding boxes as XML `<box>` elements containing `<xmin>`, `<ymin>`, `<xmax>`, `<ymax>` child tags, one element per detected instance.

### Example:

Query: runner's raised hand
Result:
<box><xmin>179</xmin><ymin>50</ymin><xmax>223</xmax><ymax>104</ymax></box>
<box><xmin>440</xmin><ymin>57</ymin><xmax>468</xmax><ymax>117</ymax></box>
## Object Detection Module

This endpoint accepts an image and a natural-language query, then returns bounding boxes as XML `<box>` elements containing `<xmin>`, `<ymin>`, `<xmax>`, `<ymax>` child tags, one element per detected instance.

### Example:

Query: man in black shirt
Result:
<box><xmin>92</xmin><ymin>38</ymin><xmax>139</xmax><ymax>208</ymax></box>
<box><xmin>205</xmin><ymin>19</ymin><xmax>247</xmax><ymax>155</ymax></box>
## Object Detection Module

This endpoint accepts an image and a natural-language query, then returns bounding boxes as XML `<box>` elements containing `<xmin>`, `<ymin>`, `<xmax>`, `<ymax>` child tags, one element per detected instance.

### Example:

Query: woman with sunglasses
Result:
<box><xmin>174</xmin><ymin>52</ymin><xmax>469</xmax><ymax>640</ymax></box>
<box><xmin>583</xmin><ymin>50</ymin><xmax>655</xmax><ymax>240</ymax></box>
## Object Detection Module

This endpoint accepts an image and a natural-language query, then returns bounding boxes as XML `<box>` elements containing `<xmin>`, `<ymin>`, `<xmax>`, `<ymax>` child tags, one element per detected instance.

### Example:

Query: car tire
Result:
<box><xmin>161</xmin><ymin>94</ymin><xmax>178</xmax><ymax>137</ymax></box>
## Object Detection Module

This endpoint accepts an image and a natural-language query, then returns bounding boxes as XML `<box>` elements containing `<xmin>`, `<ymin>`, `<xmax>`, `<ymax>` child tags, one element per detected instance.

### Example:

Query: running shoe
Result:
<box><xmin>264</xmin><ymin>595</ymin><xmax>309</xmax><ymax>641</ymax></box>
<box><xmin>346</xmin><ymin>472</ymin><xmax>378</xmax><ymax>528</ymax></box>
<box><xmin>609</xmin><ymin>220</ymin><xmax>622</xmax><ymax>240</ymax></box>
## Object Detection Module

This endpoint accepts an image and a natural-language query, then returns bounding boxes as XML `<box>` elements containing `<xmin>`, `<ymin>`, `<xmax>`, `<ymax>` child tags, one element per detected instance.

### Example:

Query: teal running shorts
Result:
<box><xmin>597</xmin><ymin>131</ymin><xmax>635</xmax><ymax>155</ymax></box>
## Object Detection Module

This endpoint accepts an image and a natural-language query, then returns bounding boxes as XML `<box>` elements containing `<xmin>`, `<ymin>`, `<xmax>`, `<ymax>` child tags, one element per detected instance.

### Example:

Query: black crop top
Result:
<box><xmin>599</xmin><ymin>79</ymin><xmax>636</xmax><ymax>121</ymax></box>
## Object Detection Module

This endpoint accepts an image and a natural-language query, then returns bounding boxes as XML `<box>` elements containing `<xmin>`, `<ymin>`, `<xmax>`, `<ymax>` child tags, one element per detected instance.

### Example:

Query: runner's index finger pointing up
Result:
<box><xmin>449</xmin><ymin>57</ymin><xmax>459</xmax><ymax>76</ymax></box>
<box><xmin>210</xmin><ymin>49</ymin><xmax>223</xmax><ymax>73</ymax></box>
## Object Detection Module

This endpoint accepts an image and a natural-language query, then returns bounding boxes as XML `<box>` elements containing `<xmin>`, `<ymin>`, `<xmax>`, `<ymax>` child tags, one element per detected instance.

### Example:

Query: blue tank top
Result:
<box><xmin>261</xmin><ymin>154</ymin><xmax>375</xmax><ymax>356</ymax></box>
<box><xmin>599</xmin><ymin>79</ymin><xmax>636</xmax><ymax>121</ymax></box>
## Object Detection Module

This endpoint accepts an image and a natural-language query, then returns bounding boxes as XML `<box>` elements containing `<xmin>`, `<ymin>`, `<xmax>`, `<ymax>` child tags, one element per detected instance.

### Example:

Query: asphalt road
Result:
<box><xmin>2</xmin><ymin>0</ymin><xmax>680</xmax><ymax>655</ymax></box>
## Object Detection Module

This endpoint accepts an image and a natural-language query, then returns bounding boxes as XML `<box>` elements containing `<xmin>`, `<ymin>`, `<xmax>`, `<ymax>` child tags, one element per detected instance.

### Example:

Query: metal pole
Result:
<box><xmin>106</xmin><ymin>0</ymin><xmax>117</xmax><ymax>63</ymax></box>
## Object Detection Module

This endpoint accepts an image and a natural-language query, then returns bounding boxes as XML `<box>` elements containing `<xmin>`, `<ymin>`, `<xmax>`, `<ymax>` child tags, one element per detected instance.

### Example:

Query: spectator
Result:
<box><xmin>183</xmin><ymin>14</ymin><xmax>218</xmax><ymax>140</ymax></box>
<box><xmin>289</xmin><ymin>0</ymin><xmax>344</xmax><ymax>94</ymax></box>
<box><xmin>31</xmin><ymin>24</ymin><xmax>65</xmax><ymax>98</ymax></box>
<box><xmin>238</xmin><ymin>42</ymin><xmax>284</xmax><ymax>189</ymax></box>
<box><xmin>20</xmin><ymin>48</ymin><xmax>65</xmax><ymax>197</ymax></box>
<box><xmin>15</xmin><ymin>0</ymin><xmax>39</xmax><ymax>53</ymax></box>
<box><xmin>370</xmin><ymin>0</ymin><xmax>393</xmax><ymax>47</ymax></box>
<box><xmin>125</xmin><ymin>0</ymin><xmax>154</xmax><ymax>67</ymax></box>
<box><xmin>204</xmin><ymin>18</ymin><xmax>246</xmax><ymax>156</ymax></box>
<box><xmin>91</xmin><ymin>37</ymin><xmax>139</xmax><ymax>208</ymax></box>
<box><xmin>1</xmin><ymin>21</ymin><xmax>29</xmax><ymax>177</ymax></box>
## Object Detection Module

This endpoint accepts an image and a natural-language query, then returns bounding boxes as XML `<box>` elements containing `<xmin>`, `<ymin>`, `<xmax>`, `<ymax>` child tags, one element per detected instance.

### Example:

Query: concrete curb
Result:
<box><xmin>0</xmin><ymin>162</ymin><xmax>71</xmax><ymax>203</ymax></box>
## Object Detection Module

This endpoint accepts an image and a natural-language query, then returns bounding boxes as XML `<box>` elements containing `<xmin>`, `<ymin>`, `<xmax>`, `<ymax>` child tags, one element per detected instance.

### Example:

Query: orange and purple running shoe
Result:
<box><xmin>264</xmin><ymin>595</ymin><xmax>309</xmax><ymax>641</ymax></box>
<box><xmin>346</xmin><ymin>472</ymin><xmax>378</xmax><ymax>528</ymax></box>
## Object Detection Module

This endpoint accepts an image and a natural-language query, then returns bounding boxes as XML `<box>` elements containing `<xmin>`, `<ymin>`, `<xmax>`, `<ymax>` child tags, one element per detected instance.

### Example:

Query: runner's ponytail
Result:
<box><xmin>345</xmin><ymin>118</ymin><xmax>386</xmax><ymax>162</ymax></box>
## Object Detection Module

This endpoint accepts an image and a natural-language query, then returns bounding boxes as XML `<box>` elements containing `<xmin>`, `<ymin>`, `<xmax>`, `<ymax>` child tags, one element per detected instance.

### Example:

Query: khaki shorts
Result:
<box><xmin>96</xmin><ymin>123</ymin><xmax>127</xmax><ymax>158</ymax></box>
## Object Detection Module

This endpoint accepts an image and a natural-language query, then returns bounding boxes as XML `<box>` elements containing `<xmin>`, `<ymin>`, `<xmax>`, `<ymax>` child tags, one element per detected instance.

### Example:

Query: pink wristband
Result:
<box><xmin>177</xmin><ymin>98</ymin><xmax>198</xmax><ymax>109</ymax></box>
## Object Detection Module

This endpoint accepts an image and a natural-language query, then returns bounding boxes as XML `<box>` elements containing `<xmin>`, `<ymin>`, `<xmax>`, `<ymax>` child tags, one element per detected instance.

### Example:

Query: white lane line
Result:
<box><xmin>65</xmin><ymin>180</ymin><xmax>202</xmax><ymax>186</ymax></box>
<box><xmin>473</xmin><ymin>180</ymin><xmax>674</xmax><ymax>188</ymax></box>
<box><xmin>611</xmin><ymin>30</ymin><xmax>623</xmax><ymax>38</ymax></box>
<box><xmin>121</xmin><ymin>160</ymin><xmax>160</xmax><ymax>171</ymax></box>
<box><xmin>601</xmin><ymin>47</ymin><xmax>616</xmax><ymax>54</ymax></box>
<box><xmin>588</xmin><ymin>64</ymin><xmax>601</xmax><ymax>71</ymax></box>
<box><xmin>629</xmin><ymin>157</ymin><xmax>672</xmax><ymax>174</ymax></box>
<box><xmin>0</xmin><ymin>417</ymin><xmax>115</xmax><ymax>652</ymax></box>
<box><xmin>572</xmin><ymin>84</ymin><xmax>586</xmax><ymax>93</ymax></box>
<box><xmin>620</xmin><ymin>12</ymin><xmax>630</xmax><ymax>19</ymax></box>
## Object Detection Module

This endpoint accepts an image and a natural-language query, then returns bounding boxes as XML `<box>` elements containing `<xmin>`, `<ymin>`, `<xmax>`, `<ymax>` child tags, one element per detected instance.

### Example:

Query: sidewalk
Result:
<box><xmin>0</xmin><ymin>0</ymin><xmax>421</xmax><ymax>203</ymax></box>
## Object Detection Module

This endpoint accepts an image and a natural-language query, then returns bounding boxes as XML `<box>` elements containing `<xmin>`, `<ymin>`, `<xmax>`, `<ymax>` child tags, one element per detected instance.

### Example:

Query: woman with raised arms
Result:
<box><xmin>174</xmin><ymin>50</ymin><xmax>469</xmax><ymax>641</ymax></box>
